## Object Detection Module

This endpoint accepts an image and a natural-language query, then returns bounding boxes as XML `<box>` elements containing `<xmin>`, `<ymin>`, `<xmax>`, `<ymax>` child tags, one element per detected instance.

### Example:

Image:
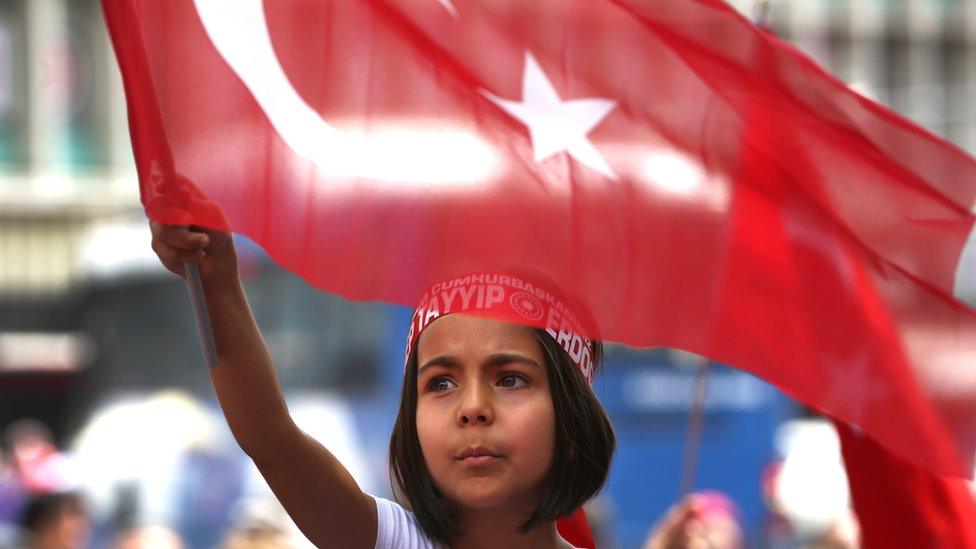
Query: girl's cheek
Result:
<box><xmin>416</xmin><ymin>411</ymin><xmax>445</xmax><ymax>457</ymax></box>
<box><xmin>496</xmin><ymin>383</ymin><xmax>545</xmax><ymax>402</ymax></box>
<box><xmin>495</xmin><ymin>390</ymin><xmax>529</xmax><ymax>405</ymax></box>
<box><xmin>416</xmin><ymin>399</ymin><xmax>451</xmax><ymax>430</ymax></box>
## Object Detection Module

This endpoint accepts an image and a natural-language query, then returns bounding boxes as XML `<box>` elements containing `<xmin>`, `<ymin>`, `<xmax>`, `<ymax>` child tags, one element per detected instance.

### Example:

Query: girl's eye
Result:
<box><xmin>498</xmin><ymin>373</ymin><xmax>529</xmax><ymax>389</ymax></box>
<box><xmin>427</xmin><ymin>377</ymin><xmax>457</xmax><ymax>393</ymax></box>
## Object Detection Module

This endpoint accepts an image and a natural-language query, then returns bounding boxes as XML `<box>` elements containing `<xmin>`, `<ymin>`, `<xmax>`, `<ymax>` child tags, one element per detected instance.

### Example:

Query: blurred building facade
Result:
<box><xmin>0</xmin><ymin>0</ymin><xmax>138</xmax><ymax>449</ymax></box>
<box><xmin>750</xmin><ymin>0</ymin><xmax>976</xmax><ymax>152</ymax></box>
<box><xmin>0</xmin><ymin>0</ymin><xmax>134</xmax><ymax>297</ymax></box>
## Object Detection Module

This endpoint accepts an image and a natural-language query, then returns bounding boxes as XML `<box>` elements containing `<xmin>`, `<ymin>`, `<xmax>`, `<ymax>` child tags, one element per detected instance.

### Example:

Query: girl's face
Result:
<box><xmin>415</xmin><ymin>314</ymin><xmax>556</xmax><ymax>512</ymax></box>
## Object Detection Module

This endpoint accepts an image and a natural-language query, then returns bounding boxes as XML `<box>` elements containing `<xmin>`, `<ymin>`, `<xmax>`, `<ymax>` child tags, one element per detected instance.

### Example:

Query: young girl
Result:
<box><xmin>150</xmin><ymin>223</ymin><xmax>616</xmax><ymax>548</ymax></box>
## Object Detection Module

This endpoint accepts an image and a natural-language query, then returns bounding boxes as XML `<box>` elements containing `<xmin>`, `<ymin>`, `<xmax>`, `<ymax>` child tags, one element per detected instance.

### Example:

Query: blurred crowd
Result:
<box><xmin>0</xmin><ymin>396</ymin><xmax>315</xmax><ymax>549</ymax></box>
<box><xmin>641</xmin><ymin>486</ymin><xmax>856</xmax><ymax>549</ymax></box>
<box><xmin>0</xmin><ymin>393</ymin><xmax>864</xmax><ymax>549</ymax></box>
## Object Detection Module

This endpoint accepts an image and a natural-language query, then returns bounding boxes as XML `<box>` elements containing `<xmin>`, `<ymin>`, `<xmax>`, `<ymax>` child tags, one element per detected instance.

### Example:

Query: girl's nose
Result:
<box><xmin>457</xmin><ymin>386</ymin><xmax>494</xmax><ymax>426</ymax></box>
<box><xmin>459</xmin><ymin>413</ymin><xmax>489</xmax><ymax>425</ymax></box>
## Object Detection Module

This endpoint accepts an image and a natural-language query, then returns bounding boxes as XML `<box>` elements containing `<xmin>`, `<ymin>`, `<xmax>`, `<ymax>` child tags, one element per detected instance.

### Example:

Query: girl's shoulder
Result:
<box><xmin>368</xmin><ymin>493</ymin><xmax>447</xmax><ymax>549</ymax></box>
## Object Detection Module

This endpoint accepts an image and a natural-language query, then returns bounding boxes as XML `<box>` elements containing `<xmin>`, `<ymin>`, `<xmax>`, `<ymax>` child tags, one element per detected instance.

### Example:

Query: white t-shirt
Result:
<box><xmin>371</xmin><ymin>494</ymin><xmax>447</xmax><ymax>549</ymax></box>
<box><xmin>369</xmin><ymin>494</ymin><xmax>582</xmax><ymax>549</ymax></box>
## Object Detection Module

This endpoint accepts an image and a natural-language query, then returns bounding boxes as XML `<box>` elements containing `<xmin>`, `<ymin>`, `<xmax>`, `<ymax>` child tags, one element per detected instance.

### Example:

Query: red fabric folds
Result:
<box><xmin>102</xmin><ymin>0</ymin><xmax>976</xmax><ymax>478</ymax></box>
<box><xmin>836</xmin><ymin>421</ymin><xmax>976</xmax><ymax>549</ymax></box>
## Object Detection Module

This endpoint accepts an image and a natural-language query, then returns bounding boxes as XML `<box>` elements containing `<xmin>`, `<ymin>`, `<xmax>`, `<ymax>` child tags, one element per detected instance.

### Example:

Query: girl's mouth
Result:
<box><xmin>459</xmin><ymin>455</ymin><xmax>501</xmax><ymax>466</ymax></box>
<box><xmin>456</xmin><ymin>446</ymin><xmax>502</xmax><ymax>463</ymax></box>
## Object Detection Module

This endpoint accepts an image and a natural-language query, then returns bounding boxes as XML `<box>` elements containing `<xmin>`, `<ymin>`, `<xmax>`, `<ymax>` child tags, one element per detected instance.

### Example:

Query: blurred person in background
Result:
<box><xmin>175</xmin><ymin>443</ymin><xmax>243</xmax><ymax>548</ymax></box>
<box><xmin>0</xmin><ymin>445</ymin><xmax>26</xmax><ymax>547</ymax></box>
<box><xmin>220</xmin><ymin>497</ymin><xmax>294</xmax><ymax>549</ymax></box>
<box><xmin>223</xmin><ymin>529</ymin><xmax>294</xmax><ymax>549</ymax></box>
<box><xmin>69</xmin><ymin>391</ymin><xmax>237</xmax><ymax>546</ymax></box>
<box><xmin>1</xmin><ymin>419</ymin><xmax>77</xmax><ymax>547</ymax></box>
<box><xmin>642</xmin><ymin>490</ymin><xmax>743</xmax><ymax>549</ymax></box>
<box><xmin>3</xmin><ymin>420</ymin><xmax>73</xmax><ymax>496</ymax></box>
<box><xmin>758</xmin><ymin>460</ymin><xmax>795</xmax><ymax>548</ymax></box>
<box><xmin>802</xmin><ymin>512</ymin><xmax>858</xmax><ymax>549</ymax></box>
<box><xmin>112</xmin><ymin>524</ymin><xmax>185</xmax><ymax>549</ymax></box>
<box><xmin>763</xmin><ymin>415</ymin><xmax>976</xmax><ymax>548</ymax></box>
<box><xmin>221</xmin><ymin>525</ymin><xmax>291</xmax><ymax>549</ymax></box>
<box><xmin>18</xmin><ymin>490</ymin><xmax>91</xmax><ymax>549</ymax></box>
<box><xmin>763</xmin><ymin>418</ymin><xmax>859</xmax><ymax>548</ymax></box>
<box><xmin>0</xmin><ymin>444</ymin><xmax>26</xmax><ymax>520</ymax></box>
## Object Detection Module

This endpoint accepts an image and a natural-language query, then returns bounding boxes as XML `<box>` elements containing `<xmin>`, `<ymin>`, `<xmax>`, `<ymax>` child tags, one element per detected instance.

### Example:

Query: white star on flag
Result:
<box><xmin>480</xmin><ymin>53</ymin><xmax>619</xmax><ymax>180</ymax></box>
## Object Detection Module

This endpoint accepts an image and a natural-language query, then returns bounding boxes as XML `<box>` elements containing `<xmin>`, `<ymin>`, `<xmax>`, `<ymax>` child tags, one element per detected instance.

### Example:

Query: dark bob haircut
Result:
<box><xmin>389</xmin><ymin>325</ymin><xmax>616</xmax><ymax>542</ymax></box>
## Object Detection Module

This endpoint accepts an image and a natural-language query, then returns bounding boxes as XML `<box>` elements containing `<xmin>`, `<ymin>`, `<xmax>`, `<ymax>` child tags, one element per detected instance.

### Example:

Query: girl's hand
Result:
<box><xmin>149</xmin><ymin>221</ymin><xmax>237</xmax><ymax>286</ymax></box>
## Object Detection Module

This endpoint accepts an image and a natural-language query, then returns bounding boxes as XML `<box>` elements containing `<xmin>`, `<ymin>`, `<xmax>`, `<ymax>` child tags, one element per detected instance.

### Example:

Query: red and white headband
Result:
<box><xmin>405</xmin><ymin>273</ymin><xmax>597</xmax><ymax>386</ymax></box>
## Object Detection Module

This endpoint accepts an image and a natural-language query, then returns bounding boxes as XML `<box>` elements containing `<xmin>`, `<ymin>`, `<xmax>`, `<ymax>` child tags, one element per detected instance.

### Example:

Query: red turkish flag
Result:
<box><xmin>102</xmin><ymin>0</ymin><xmax>976</xmax><ymax>478</ymax></box>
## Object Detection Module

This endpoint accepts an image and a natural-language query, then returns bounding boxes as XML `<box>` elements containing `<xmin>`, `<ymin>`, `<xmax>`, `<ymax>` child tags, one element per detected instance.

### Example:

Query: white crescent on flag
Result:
<box><xmin>192</xmin><ymin>0</ymin><xmax>499</xmax><ymax>187</ymax></box>
<box><xmin>192</xmin><ymin>0</ymin><xmax>344</xmax><ymax>161</ymax></box>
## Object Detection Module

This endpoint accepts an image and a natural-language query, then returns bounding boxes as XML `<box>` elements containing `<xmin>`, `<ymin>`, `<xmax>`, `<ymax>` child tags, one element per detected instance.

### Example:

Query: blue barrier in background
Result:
<box><xmin>596</xmin><ymin>346</ymin><xmax>794</xmax><ymax>547</ymax></box>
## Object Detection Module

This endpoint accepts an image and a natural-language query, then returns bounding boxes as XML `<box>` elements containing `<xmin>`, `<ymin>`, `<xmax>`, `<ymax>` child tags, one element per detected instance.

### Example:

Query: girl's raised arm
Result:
<box><xmin>149</xmin><ymin>222</ymin><xmax>377</xmax><ymax>548</ymax></box>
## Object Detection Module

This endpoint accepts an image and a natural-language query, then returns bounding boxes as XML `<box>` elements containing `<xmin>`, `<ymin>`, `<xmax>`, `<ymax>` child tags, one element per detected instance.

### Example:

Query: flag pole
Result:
<box><xmin>678</xmin><ymin>0</ymin><xmax>770</xmax><ymax>501</ymax></box>
<box><xmin>679</xmin><ymin>355</ymin><xmax>710</xmax><ymax>497</ymax></box>
<box><xmin>184</xmin><ymin>262</ymin><xmax>219</xmax><ymax>368</ymax></box>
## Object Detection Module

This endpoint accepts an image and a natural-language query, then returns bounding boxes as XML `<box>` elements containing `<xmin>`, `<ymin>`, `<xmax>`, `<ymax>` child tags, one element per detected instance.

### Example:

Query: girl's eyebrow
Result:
<box><xmin>418</xmin><ymin>356</ymin><xmax>461</xmax><ymax>377</ymax></box>
<box><xmin>418</xmin><ymin>353</ymin><xmax>542</xmax><ymax>377</ymax></box>
<box><xmin>483</xmin><ymin>352</ymin><xmax>543</xmax><ymax>372</ymax></box>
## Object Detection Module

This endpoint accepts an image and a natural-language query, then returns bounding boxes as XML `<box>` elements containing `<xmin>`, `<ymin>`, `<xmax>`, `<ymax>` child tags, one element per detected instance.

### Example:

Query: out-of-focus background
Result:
<box><xmin>0</xmin><ymin>0</ymin><xmax>973</xmax><ymax>547</ymax></box>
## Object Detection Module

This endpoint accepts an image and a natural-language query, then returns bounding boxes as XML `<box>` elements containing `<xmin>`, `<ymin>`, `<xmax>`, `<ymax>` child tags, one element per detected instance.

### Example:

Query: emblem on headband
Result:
<box><xmin>509</xmin><ymin>291</ymin><xmax>545</xmax><ymax>321</ymax></box>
